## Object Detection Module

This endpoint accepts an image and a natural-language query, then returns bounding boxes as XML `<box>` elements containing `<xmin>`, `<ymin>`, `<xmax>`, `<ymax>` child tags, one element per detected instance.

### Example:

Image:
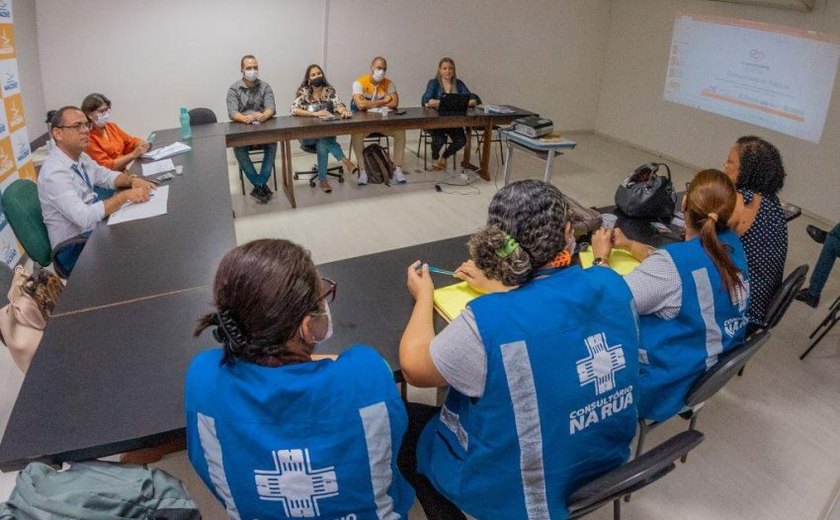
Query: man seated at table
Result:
<box><xmin>38</xmin><ymin>106</ymin><xmax>155</xmax><ymax>274</ymax></box>
<box><xmin>350</xmin><ymin>56</ymin><xmax>407</xmax><ymax>185</ymax></box>
<box><xmin>227</xmin><ymin>54</ymin><xmax>277</xmax><ymax>204</ymax></box>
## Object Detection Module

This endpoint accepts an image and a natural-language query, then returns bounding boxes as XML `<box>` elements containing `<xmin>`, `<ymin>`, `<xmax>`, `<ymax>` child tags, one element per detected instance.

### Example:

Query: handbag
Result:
<box><xmin>562</xmin><ymin>193</ymin><xmax>603</xmax><ymax>237</ymax></box>
<box><xmin>614</xmin><ymin>162</ymin><xmax>676</xmax><ymax>221</ymax></box>
<box><xmin>0</xmin><ymin>266</ymin><xmax>63</xmax><ymax>373</ymax></box>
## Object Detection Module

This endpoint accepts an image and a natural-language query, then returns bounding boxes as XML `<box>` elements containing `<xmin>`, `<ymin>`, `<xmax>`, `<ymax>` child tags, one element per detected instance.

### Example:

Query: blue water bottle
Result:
<box><xmin>179</xmin><ymin>106</ymin><xmax>192</xmax><ymax>139</ymax></box>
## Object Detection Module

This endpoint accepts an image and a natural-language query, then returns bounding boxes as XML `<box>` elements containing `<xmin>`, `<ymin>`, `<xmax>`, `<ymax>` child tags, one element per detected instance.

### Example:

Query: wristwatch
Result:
<box><xmin>592</xmin><ymin>257</ymin><xmax>605</xmax><ymax>266</ymax></box>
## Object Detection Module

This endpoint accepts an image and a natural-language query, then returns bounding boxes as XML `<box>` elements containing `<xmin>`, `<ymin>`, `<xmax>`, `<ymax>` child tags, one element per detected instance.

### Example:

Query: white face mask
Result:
<box><xmin>372</xmin><ymin>68</ymin><xmax>385</xmax><ymax>82</ymax></box>
<box><xmin>312</xmin><ymin>301</ymin><xmax>333</xmax><ymax>344</ymax></box>
<box><xmin>243</xmin><ymin>69</ymin><xmax>259</xmax><ymax>81</ymax></box>
<box><xmin>565</xmin><ymin>234</ymin><xmax>577</xmax><ymax>256</ymax></box>
<box><xmin>93</xmin><ymin>110</ymin><xmax>110</xmax><ymax>127</ymax></box>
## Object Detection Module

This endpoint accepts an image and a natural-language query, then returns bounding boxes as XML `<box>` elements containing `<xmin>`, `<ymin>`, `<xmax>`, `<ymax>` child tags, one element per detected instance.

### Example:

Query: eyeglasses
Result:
<box><xmin>316</xmin><ymin>277</ymin><xmax>337</xmax><ymax>304</ymax></box>
<box><xmin>56</xmin><ymin>121</ymin><xmax>92</xmax><ymax>131</ymax></box>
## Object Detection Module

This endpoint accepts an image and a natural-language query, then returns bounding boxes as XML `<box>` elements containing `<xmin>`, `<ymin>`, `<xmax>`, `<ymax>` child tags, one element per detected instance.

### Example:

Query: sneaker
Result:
<box><xmin>250</xmin><ymin>187</ymin><xmax>269</xmax><ymax>204</ymax></box>
<box><xmin>260</xmin><ymin>185</ymin><xmax>274</xmax><ymax>199</ymax></box>
<box><xmin>357</xmin><ymin>170</ymin><xmax>368</xmax><ymax>186</ymax></box>
<box><xmin>795</xmin><ymin>287</ymin><xmax>820</xmax><ymax>308</ymax></box>
<box><xmin>393</xmin><ymin>167</ymin><xmax>407</xmax><ymax>184</ymax></box>
<box><xmin>807</xmin><ymin>225</ymin><xmax>827</xmax><ymax>244</ymax></box>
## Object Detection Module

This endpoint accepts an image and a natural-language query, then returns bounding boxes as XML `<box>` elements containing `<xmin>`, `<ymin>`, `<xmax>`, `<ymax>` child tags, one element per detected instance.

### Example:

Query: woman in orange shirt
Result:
<box><xmin>81</xmin><ymin>93</ymin><xmax>150</xmax><ymax>172</ymax></box>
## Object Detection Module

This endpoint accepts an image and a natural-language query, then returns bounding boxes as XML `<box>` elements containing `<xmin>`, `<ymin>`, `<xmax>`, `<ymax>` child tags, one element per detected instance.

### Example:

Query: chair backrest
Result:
<box><xmin>1</xmin><ymin>179</ymin><xmax>52</xmax><ymax>267</ymax></box>
<box><xmin>299</xmin><ymin>139</ymin><xmax>318</xmax><ymax>154</ymax></box>
<box><xmin>685</xmin><ymin>330</ymin><xmax>771</xmax><ymax>407</ymax></box>
<box><xmin>763</xmin><ymin>264</ymin><xmax>809</xmax><ymax>330</ymax></box>
<box><xmin>567</xmin><ymin>430</ymin><xmax>704</xmax><ymax>518</ymax></box>
<box><xmin>188</xmin><ymin>107</ymin><xmax>217</xmax><ymax>126</ymax></box>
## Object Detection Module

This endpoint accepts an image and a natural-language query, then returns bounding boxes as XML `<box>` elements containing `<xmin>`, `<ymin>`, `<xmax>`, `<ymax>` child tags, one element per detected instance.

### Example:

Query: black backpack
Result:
<box><xmin>363</xmin><ymin>144</ymin><xmax>394</xmax><ymax>185</ymax></box>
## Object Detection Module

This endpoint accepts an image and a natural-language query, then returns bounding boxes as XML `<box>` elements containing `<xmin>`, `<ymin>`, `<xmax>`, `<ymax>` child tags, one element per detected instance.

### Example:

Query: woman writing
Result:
<box><xmin>186</xmin><ymin>239</ymin><xmax>413</xmax><ymax>519</ymax></box>
<box><xmin>291</xmin><ymin>65</ymin><xmax>357</xmax><ymax>193</ymax></box>
<box><xmin>592</xmin><ymin>169</ymin><xmax>750</xmax><ymax>422</ymax></box>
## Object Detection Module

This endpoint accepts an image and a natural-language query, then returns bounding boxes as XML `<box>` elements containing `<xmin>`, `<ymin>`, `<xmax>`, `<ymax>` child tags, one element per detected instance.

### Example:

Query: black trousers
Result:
<box><xmin>429</xmin><ymin>128</ymin><xmax>467</xmax><ymax>160</ymax></box>
<box><xmin>397</xmin><ymin>402</ymin><xmax>467</xmax><ymax>520</ymax></box>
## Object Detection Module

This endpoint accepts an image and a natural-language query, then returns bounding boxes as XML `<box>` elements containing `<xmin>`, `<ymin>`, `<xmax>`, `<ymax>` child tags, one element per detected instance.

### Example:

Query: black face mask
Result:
<box><xmin>310</xmin><ymin>77</ymin><xmax>326</xmax><ymax>88</ymax></box>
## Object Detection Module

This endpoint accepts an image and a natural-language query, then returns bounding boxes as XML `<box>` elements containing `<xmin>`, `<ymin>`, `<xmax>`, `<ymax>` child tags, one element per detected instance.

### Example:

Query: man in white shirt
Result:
<box><xmin>38</xmin><ymin>106</ymin><xmax>155</xmax><ymax>273</ymax></box>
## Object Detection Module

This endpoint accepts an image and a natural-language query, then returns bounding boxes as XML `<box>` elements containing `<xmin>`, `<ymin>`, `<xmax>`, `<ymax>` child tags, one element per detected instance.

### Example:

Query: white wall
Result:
<box><xmin>34</xmin><ymin>0</ymin><xmax>611</xmax><ymax>138</ymax></box>
<box><xmin>14</xmin><ymin>0</ymin><xmax>46</xmax><ymax>139</ymax></box>
<box><xmin>596</xmin><ymin>0</ymin><xmax>840</xmax><ymax>221</ymax></box>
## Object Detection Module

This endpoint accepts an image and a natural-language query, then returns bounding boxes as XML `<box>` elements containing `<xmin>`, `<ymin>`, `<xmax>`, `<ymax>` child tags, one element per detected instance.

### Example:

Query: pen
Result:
<box><xmin>418</xmin><ymin>265</ymin><xmax>456</xmax><ymax>276</ymax></box>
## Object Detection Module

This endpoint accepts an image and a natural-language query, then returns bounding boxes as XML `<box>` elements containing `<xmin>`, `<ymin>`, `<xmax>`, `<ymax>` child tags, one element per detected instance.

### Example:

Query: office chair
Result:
<box><xmin>567</xmin><ymin>430</ymin><xmax>704</xmax><ymax>519</ymax></box>
<box><xmin>2</xmin><ymin>179</ymin><xmax>88</xmax><ymax>278</ymax></box>
<box><xmin>293</xmin><ymin>139</ymin><xmax>344</xmax><ymax>187</ymax></box>
<box><xmin>633</xmin><ymin>331</ymin><xmax>770</xmax><ymax>464</ymax></box>
<box><xmin>417</xmin><ymin>130</ymin><xmax>459</xmax><ymax>171</ymax></box>
<box><xmin>801</xmin><ymin>296</ymin><xmax>840</xmax><ymax>360</ymax></box>
<box><xmin>187</xmin><ymin>107</ymin><xmax>217</xmax><ymax>126</ymax></box>
<box><xmin>348</xmin><ymin>133</ymin><xmax>391</xmax><ymax>164</ymax></box>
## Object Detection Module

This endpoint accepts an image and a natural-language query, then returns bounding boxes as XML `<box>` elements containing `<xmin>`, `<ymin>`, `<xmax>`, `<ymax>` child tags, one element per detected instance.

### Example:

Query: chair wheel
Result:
<box><xmin>293</xmin><ymin>174</ymin><xmax>300</xmax><ymax>180</ymax></box>
<box><xmin>338</xmin><ymin>176</ymin><xmax>345</xmax><ymax>183</ymax></box>
<box><xmin>309</xmin><ymin>180</ymin><xmax>316</xmax><ymax>188</ymax></box>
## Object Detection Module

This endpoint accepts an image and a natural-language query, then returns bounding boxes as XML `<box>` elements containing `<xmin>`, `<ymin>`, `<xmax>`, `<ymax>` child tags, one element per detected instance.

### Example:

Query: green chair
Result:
<box><xmin>2</xmin><ymin>179</ymin><xmax>88</xmax><ymax>278</ymax></box>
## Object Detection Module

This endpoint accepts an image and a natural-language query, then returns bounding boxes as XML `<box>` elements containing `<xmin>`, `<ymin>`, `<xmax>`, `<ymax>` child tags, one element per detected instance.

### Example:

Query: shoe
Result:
<box><xmin>393</xmin><ymin>167</ymin><xmax>407</xmax><ymax>184</ymax></box>
<box><xmin>319</xmin><ymin>181</ymin><xmax>333</xmax><ymax>193</ymax></box>
<box><xmin>261</xmin><ymin>185</ymin><xmax>274</xmax><ymax>199</ymax></box>
<box><xmin>357</xmin><ymin>170</ymin><xmax>368</xmax><ymax>186</ymax></box>
<box><xmin>250</xmin><ymin>187</ymin><xmax>269</xmax><ymax>204</ymax></box>
<box><xmin>795</xmin><ymin>287</ymin><xmax>820</xmax><ymax>308</ymax></box>
<box><xmin>807</xmin><ymin>225</ymin><xmax>827</xmax><ymax>244</ymax></box>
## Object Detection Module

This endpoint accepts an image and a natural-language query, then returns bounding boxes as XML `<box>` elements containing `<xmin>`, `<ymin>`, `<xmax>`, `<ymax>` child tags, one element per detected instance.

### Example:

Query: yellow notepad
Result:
<box><xmin>579</xmin><ymin>249</ymin><xmax>641</xmax><ymax>275</ymax></box>
<box><xmin>433</xmin><ymin>282</ymin><xmax>482</xmax><ymax>322</ymax></box>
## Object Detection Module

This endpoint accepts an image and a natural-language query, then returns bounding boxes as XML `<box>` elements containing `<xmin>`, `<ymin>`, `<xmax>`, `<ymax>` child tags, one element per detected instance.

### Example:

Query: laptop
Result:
<box><xmin>438</xmin><ymin>93</ymin><xmax>471</xmax><ymax>116</ymax></box>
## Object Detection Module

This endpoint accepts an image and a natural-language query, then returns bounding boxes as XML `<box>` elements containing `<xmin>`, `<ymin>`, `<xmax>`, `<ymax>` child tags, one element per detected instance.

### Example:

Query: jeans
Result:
<box><xmin>315</xmin><ymin>137</ymin><xmax>346</xmax><ymax>182</ymax></box>
<box><xmin>53</xmin><ymin>231</ymin><xmax>93</xmax><ymax>276</ymax></box>
<box><xmin>233</xmin><ymin>143</ymin><xmax>277</xmax><ymax>188</ymax></box>
<box><xmin>808</xmin><ymin>222</ymin><xmax>840</xmax><ymax>296</ymax></box>
<box><xmin>430</xmin><ymin>128</ymin><xmax>467</xmax><ymax>160</ymax></box>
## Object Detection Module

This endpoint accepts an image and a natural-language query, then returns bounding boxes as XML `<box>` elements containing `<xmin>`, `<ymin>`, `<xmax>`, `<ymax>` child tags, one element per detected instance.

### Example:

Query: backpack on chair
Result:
<box><xmin>362</xmin><ymin>144</ymin><xmax>394</xmax><ymax>185</ymax></box>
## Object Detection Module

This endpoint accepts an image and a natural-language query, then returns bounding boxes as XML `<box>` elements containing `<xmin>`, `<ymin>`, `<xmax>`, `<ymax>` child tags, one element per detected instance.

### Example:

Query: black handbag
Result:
<box><xmin>614</xmin><ymin>162</ymin><xmax>676</xmax><ymax>221</ymax></box>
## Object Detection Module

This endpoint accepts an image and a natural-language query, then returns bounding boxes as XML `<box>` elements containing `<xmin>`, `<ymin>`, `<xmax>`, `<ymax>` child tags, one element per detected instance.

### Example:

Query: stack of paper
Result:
<box><xmin>108</xmin><ymin>185</ymin><xmax>170</xmax><ymax>225</ymax></box>
<box><xmin>141</xmin><ymin>158</ymin><xmax>175</xmax><ymax>177</ymax></box>
<box><xmin>578</xmin><ymin>249</ymin><xmax>641</xmax><ymax>275</ymax></box>
<box><xmin>142</xmin><ymin>142</ymin><xmax>191</xmax><ymax>161</ymax></box>
<box><xmin>433</xmin><ymin>282</ymin><xmax>482</xmax><ymax>322</ymax></box>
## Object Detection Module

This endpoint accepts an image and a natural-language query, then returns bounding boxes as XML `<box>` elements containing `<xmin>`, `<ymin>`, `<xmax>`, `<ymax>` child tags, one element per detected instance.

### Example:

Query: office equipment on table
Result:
<box><xmin>438</xmin><ymin>93</ymin><xmax>471</xmax><ymax>116</ymax></box>
<box><xmin>141</xmin><ymin>158</ymin><xmax>175</xmax><ymax>177</ymax></box>
<box><xmin>108</xmin><ymin>185</ymin><xmax>170</xmax><ymax>225</ymax></box>
<box><xmin>513</xmin><ymin>115</ymin><xmax>553</xmax><ymax>138</ymax></box>
<box><xmin>478</xmin><ymin>104</ymin><xmax>515</xmax><ymax>114</ymax></box>
<box><xmin>433</xmin><ymin>281</ymin><xmax>482</xmax><ymax>322</ymax></box>
<box><xmin>500</xmin><ymin>129</ymin><xmax>576</xmax><ymax>184</ymax></box>
<box><xmin>579</xmin><ymin>248</ymin><xmax>641</xmax><ymax>275</ymax></box>
<box><xmin>142</xmin><ymin>141</ymin><xmax>191</xmax><ymax>161</ymax></box>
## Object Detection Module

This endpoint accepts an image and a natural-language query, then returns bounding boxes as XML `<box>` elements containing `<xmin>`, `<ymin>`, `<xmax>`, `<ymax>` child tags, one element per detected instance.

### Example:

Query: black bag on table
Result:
<box><xmin>614</xmin><ymin>162</ymin><xmax>676</xmax><ymax>221</ymax></box>
<box><xmin>362</xmin><ymin>144</ymin><xmax>394</xmax><ymax>185</ymax></box>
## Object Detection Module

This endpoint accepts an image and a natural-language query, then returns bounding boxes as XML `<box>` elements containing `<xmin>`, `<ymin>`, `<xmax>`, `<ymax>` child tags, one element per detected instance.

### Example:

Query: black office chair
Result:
<box><xmin>187</xmin><ymin>107</ymin><xmax>217</xmax><ymax>126</ymax></box>
<box><xmin>567</xmin><ymin>430</ymin><xmax>704</xmax><ymax>519</ymax></box>
<box><xmin>417</xmin><ymin>130</ymin><xmax>459</xmax><ymax>171</ymax></box>
<box><xmin>634</xmin><ymin>331</ymin><xmax>770</xmax><ymax>463</ymax></box>
<box><xmin>801</xmin><ymin>296</ymin><xmax>840</xmax><ymax>360</ymax></box>
<box><xmin>349</xmin><ymin>133</ymin><xmax>391</xmax><ymax>164</ymax></box>
<box><xmin>293</xmin><ymin>139</ymin><xmax>344</xmax><ymax>187</ymax></box>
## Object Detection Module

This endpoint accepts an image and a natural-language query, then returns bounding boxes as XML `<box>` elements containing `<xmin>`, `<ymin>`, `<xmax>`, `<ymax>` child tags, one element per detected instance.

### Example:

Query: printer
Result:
<box><xmin>513</xmin><ymin>116</ymin><xmax>553</xmax><ymax>138</ymax></box>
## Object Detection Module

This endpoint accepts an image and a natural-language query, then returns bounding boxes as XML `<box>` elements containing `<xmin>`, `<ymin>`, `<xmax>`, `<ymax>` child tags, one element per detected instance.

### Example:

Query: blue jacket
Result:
<box><xmin>418</xmin><ymin>266</ymin><xmax>640</xmax><ymax>520</ymax></box>
<box><xmin>637</xmin><ymin>231</ymin><xmax>750</xmax><ymax>422</ymax></box>
<box><xmin>421</xmin><ymin>78</ymin><xmax>471</xmax><ymax>107</ymax></box>
<box><xmin>186</xmin><ymin>346</ymin><xmax>414</xmax><ymax>520</ymax></box>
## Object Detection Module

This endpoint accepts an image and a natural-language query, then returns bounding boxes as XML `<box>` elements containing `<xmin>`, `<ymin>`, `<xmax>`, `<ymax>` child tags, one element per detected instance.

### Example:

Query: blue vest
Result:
<box><xmin>418</xmin><ymin>266</ymin><xmax>640</xmax><ymax>520</ymax></box>
<box><xmin>186</xmin><ymin>345</ymin><xmax>414</xmax><ymax>520</ymax></box>
<box><xmin>637</xmin><ymin>231</ymin><xmax>750</xmax><ymax>422</ymax></box>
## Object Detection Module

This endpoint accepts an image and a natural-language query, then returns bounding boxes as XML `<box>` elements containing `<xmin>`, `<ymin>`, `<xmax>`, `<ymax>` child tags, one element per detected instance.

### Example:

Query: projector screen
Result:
<box><xmin>664</xmin><ymin>14</ymin><xmax>840</xmax><ymax>143</ymax></box>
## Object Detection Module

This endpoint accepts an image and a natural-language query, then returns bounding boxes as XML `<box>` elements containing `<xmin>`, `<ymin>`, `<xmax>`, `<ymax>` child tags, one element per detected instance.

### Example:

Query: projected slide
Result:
<box><xmin>664</xmin><ymin>14</ymin><xmax>840</xmax><ymax>143</ymax></box>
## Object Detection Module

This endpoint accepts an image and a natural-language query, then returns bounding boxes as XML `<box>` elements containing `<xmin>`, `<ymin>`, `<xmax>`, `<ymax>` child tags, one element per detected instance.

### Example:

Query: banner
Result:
<box><xmin>0</xmin><ymin>0</ymin><xmax>30</xmax><ymax>266</ymax></box>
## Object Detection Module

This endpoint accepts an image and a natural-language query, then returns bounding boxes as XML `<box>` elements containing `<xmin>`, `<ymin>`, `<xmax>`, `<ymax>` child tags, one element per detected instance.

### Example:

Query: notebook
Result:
<box><xmin>578</xmin><ymin>249</ymin><xmax>641</xmax><ymax>275</ymax></box>
<box><xmin>433</xmin><ymin>282</ymin><xmax>482</xmax><ymax>322</ymax></box>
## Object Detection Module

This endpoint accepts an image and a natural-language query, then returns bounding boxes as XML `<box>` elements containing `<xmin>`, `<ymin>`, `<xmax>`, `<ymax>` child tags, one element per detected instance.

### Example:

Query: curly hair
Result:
<box><xmin>469</xmin><ymin>180</ymin><xmax>569</xmax><ymax>286</ymax></box>
<box><xmin>194</xmin><ymin>239</ymin><xmax>321</xmax><ymax>366</ymax></box>
<box><xmin>735</xmin><ymin>136</ymin><xmax>785</xmax><ymax>196</ymax></box>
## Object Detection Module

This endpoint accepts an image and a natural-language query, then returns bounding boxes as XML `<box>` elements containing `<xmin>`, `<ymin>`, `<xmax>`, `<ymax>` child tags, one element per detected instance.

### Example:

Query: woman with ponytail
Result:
<box><xmin>185</xmin><ymin>239</ymin><xmax>413</xmax><ymax>519</ymax></box>
<box><xmin>399</xmin><ymin>180</ymin><xmax>641</xmax><ymax>520</ymax></box>
<box><xmin>592</xmin><ymin>169</ymin><xmax>750</xmax><ymax>422</ymax></box>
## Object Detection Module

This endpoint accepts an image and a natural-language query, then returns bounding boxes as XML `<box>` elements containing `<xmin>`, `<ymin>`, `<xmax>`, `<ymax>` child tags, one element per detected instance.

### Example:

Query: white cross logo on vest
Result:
<box><xmin>576</xmin><ymin>332</ymin><xmax>626</xmax><ymax>395</ymax></box>
<box><xmin>254</xmin><ymin>448</ymin><xmax>339</xmax><ymax>518</ymax></box>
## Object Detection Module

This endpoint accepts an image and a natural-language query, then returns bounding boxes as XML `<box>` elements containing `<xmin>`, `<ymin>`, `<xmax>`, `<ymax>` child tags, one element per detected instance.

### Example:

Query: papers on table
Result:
<box><xmin>108</xmin><ymin>185</ymin><xmax>170</xmax><ymax>226</ymax></box>
<box><xmin>433</xmin><ymin>282</ymin><xmax>482</xmax><ymax>322</ymax></box>
<box><xmin>141</xmin><ymin>159</ymin><xmax>175</xmax><ymax>177</ymax></box>
<box><xmin>579</xmin><ymin>248</ymin><xmax>641</xmax><ymax>275</ymax></box>
<box><xmin>142</xmin><ymin>141</ymin><xmax>191</xmax><ymax>161</ymax></box>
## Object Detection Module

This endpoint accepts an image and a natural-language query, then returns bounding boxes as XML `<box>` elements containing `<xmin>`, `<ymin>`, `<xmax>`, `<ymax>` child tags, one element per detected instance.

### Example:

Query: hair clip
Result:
<box><xmin>495</xmin><ymin>233</ymin><xmax>519</xmax><ymax>258</ymax></box>
<box><xmin>212</xmin><ymin>310</ymin><xmax>246</xmax><ymax>352</ymax></box>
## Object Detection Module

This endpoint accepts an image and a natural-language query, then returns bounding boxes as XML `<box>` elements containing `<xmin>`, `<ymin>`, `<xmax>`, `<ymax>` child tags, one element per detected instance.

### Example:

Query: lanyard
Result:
<box><xmin>71</xmin><ymin>163</ymin><xmax>99</xmax><ymax>203</ymax></box>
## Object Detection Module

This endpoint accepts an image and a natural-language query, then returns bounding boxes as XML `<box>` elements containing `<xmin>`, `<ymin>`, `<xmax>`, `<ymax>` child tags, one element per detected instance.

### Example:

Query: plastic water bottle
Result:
<box><xmin>179</xmin><ymin>106</ymin><xmax>191</xmax><ymax>139</ymax></box>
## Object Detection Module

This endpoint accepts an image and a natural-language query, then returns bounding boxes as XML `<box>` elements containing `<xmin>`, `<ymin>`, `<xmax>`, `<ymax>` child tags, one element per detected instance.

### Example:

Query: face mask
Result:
<box><xmin>310</xmin><ymin>76</ymin><xmax>326</xmax><ymax>88</ymax></box>
<box><xmin>565</xmin><ymin>234</ymin><xmax>577</xmax><ymax>255</ymax></box>
<box><xmin>314</xmin><ymin>301</ymin><xmax>334</xmax><ymax>344</ymax></box>
<box><xmin>372</xmin><ymin>68</ymin><xmax>385</xmax><ymax>82</ymax></box>
<box><xmin>93</xmin><ymin>110</ymin><xmax>110</xmax><ymax>127</ymax></box>
<box><xmin>244</xmin><ymin>69</ymin><xmax>259</xmax><ymax>81</ymax></box>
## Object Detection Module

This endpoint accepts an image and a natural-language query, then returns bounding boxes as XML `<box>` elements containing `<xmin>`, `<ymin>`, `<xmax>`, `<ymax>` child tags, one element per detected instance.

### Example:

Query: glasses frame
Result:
<box><xmin>316</xmin><ymin>277</ymin><xmax>337</xmax><ymax>305</ymax></box>
<box><xmin>56</xmin><ymin>121</ymin><xmax>92</xmax><ymax>131</ymax></box>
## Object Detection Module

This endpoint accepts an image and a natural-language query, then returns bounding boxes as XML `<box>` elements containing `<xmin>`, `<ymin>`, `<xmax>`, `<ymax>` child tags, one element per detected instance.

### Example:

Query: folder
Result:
<box><xmin>578</xmin><ymin>249</ymin><xmax>641</xmax><ymax>275</ymax></box>
<box><xmin>433</xmin><ymin>282</ymin><xmax>482</xmax><ymax>322</ymax></box>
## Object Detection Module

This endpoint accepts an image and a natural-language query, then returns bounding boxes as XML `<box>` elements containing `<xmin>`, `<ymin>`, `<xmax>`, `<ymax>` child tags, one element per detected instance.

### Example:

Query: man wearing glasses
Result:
<box><xmin>350</xmin><ymin>56</ymin><xmax>407</xmax><ymax>185</ymax></box>
<box><xmin>38</xmin><ymin>106</ymin><xmax>156</xmax><ymax>273</ymax></box>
